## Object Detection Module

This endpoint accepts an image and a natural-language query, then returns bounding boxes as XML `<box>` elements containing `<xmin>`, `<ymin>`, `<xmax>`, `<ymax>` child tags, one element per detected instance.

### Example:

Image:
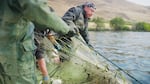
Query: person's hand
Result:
<box><xmin>87</xmin><ymin>43</ymin><xmax>94</xmax><ymax>49</ymax></box>
<box><xmin>66</xmin><ymin>27</ymin><xmax>79</xmax><ymax>37</ymax></box>
<box><xmin>42</xmin><ymin>76</ymin><xmax>51</xmax><ymax>84</ymax></box>
<box><xmin>53</xmin><ymin>56</ymin><xmax>60</xmax><ymax>64</ymax></box>
<box><xmin>73</xmin><ymin>27</ymin><xmax>79</xmax><ymax>34</ymax></box>
<box><xmin>54</xmin><ymin>43</ymin><xmax>62</xmax><ymax>51</ymax></box>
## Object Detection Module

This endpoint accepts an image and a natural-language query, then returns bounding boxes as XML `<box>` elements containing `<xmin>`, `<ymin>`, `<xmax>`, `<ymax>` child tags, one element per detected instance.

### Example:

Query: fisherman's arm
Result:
<box><xmin>18</xmin><ymin>0</ymin><xmax>69</xmax><ymax>35</ymax></box>
<box><xmin>80</xmin><ymin>28</ymin><xmax>90</xmax><ymax>45</ymax></box>
<box><xmin>62</xmin><ymin>7</ymin><xmax>80</xmax><ymax>34</ymax></box>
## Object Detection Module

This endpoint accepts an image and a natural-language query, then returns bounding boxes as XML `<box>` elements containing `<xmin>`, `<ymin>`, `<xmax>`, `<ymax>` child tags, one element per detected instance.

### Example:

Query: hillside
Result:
<box><xmin>48</xmin><ymin>0</ymin><xmax>150</xmax><ymax>22</ymax></box>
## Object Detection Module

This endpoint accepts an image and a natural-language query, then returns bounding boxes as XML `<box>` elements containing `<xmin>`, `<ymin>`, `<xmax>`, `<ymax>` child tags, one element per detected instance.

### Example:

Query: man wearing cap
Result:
<box><xmin>62</xmin><ymin>2</ymin><xmax>96</xmax><ymax>46</ymax></box>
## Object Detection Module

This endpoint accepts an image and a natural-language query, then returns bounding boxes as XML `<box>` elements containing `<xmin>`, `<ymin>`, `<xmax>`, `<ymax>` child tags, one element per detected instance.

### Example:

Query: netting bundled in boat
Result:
<box><xmin>36</xmin><ymin>34</ymin><xmax>132</xmax><ymax>84</ymax></box>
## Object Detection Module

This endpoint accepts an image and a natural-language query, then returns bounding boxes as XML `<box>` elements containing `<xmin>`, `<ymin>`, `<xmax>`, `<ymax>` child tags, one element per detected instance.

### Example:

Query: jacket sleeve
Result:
<box><xmin>80</xmin><ymin>27</ymin><xmax>90</xmax><ymax>44</ymax></box>
<box><xmin>62</xmin><ymin>7</ymin><xmax>79</xmax><ymax>30</ymax></box>
<box><xmin>18</xmin><ymin>0</ymin><xmax>69</xmax><ymax>35</ymax></box>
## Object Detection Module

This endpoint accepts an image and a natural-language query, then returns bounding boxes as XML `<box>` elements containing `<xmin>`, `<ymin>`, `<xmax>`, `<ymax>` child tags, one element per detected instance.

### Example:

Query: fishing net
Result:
<box><xmin>36</xmin><ymin>35</ymin><xmax>132</xmax><ymax>84</ymax></box>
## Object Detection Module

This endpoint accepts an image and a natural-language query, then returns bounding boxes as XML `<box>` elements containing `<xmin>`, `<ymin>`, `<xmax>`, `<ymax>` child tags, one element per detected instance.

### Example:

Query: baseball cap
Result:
<box><xmin>84</xmin><ymin>2</ymin><xmax>96</xmax><ymax>10</ymax></box>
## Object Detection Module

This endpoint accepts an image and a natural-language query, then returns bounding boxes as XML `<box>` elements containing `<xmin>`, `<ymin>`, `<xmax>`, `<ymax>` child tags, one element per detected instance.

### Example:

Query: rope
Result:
<box><xmin>48</xmin><ymin>65</ymin><xmax>61</xmax><ymax>77</ymax></box>
<box><xmin>93</xmin><ymin>49</ymin><xmax>142</xmax><ymax>84</ymax></box>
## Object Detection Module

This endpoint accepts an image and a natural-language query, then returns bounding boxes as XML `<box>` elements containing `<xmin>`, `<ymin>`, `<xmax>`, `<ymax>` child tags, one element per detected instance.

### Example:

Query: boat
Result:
<box><xmin>36</xmin><ymin>34</ymin><xmax>132</xmax><ymax>84</ymax></box>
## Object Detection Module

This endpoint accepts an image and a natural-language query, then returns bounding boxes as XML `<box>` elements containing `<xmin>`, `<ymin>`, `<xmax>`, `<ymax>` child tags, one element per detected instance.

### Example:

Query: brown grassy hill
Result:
<box><xmin>48</xmin><ymin>0</ymin><xmax>150</xmax><ymax>22</ymax></box>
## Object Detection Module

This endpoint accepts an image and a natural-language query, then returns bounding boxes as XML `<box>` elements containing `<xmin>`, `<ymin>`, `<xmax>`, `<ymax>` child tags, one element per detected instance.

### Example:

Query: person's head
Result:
<box><xmin>83</xmin><ymin>2</ymin><xmax>96</xmax><ymax>18</ymax></box>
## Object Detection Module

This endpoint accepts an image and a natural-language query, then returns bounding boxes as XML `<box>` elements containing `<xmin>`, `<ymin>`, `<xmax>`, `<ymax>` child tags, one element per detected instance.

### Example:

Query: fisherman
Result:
<box><xmin>62</xmin><ymin>2</ymin><xmax>96</xmax><ymax>47</ymax></box>
<box><xmin>0</xmin><ymin>0</ymin><xmax>72</xmax><ymax>84</ymax></box>
<box><xmin>34</xmin><ymin>28</ymin><xmax>61</xmax><ymax>84</ymax></box>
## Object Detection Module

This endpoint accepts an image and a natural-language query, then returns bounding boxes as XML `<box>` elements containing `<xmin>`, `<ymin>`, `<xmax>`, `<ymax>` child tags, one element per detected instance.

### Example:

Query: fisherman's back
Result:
<box><xmin>0</xmin><ymin>0</ymin><xmax>70</xmax><ymax>84</ymax></box>
<box><xmin>0</xmin><ymin>0</ymin><xmax>36</xmax><ymax>48</ymax></box>
<box><xmin>0</xmin><ymin>0</ymin><xmax>37</xmax><ymax>84</ymax></box>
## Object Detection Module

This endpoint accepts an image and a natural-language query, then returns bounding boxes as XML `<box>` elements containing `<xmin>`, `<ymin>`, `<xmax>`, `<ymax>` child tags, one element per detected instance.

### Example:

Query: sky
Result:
<box><xmin>127</xmin><ymin>0</ymin><xmax>150</xmax><ymax>6</ymax></box>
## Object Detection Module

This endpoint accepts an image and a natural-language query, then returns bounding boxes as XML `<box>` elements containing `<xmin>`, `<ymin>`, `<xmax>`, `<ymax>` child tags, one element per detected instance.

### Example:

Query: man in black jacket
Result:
<box><xmin>62</xmin><ymin>2</ymin><xmax>96</xmax><ymax>46</ymax></box>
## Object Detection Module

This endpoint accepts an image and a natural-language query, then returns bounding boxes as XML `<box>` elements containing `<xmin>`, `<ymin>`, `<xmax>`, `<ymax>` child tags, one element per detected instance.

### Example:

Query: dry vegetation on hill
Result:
<box><xmin>48</xmin><ymin>0</ymin><xmax>150</xmax><ymax>22</ymax></box>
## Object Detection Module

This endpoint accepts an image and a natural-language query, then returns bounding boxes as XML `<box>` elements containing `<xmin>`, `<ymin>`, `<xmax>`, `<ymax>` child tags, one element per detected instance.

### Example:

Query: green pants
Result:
<box><xmin>0</xmin><ymin>44</ymin><xmax>37</xmax><ymax>84</ymax></box>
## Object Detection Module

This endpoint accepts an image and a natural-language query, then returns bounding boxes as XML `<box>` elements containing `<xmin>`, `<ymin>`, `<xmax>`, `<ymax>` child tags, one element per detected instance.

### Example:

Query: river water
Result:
<box><xmin>89</xmin><ymin>31</ymin><xmax>150</xmax><ymax>84</ymax></box>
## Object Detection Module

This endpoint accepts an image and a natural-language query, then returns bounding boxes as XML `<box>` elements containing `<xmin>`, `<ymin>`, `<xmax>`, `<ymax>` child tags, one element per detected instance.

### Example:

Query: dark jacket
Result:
<box><xmin>62</xmin><ymin>5</ymin><xmax>90</xmax><ymax>44</ymax></box>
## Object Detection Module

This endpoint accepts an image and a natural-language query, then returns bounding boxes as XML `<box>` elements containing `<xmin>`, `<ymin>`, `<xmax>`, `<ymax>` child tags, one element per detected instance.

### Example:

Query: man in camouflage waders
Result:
<box><xmin>0</xmin><ymin>0</ymin><xmax>71</xmax><ymax>84</ymax></box>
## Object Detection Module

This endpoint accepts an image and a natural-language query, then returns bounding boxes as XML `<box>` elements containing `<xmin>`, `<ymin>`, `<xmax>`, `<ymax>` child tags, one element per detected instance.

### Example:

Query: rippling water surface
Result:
<box><xmin>89</xmin><ymin>31</ymin><xmax>150</xmax><ymax>84</ymax></box>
